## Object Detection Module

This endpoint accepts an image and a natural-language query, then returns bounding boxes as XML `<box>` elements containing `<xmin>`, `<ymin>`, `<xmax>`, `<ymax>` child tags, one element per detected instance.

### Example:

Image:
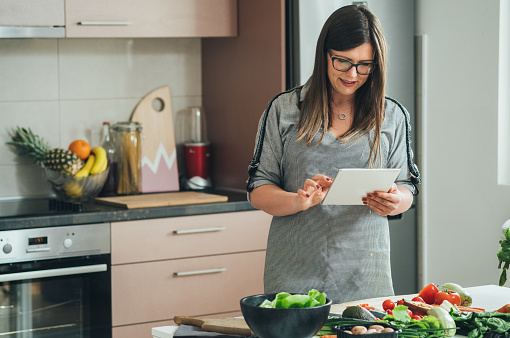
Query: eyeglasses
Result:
<box><xmin>328</xmin><ymin>51</ymin><xmax>375</xmax><ymax>75</ymax></box>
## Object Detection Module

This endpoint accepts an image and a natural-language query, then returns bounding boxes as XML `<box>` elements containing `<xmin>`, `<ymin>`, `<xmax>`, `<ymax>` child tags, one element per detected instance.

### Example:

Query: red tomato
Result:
<box><xmin>382</xmin><ymin>299</ymin><xmax>395</xmax><ymax>312</ymax></box>
<box><xmin>434</xmin><ymin>290</ymin><xmax>461</xmax><ymax>306</ymax></box>
<box><xmin>412</xmin><ymin>296</ymin><xmax>425</xmax><ymax>303</ymax></box>
<box><xmin>397</xmin><ymin>299</ymin><xmax>404</xmax><ymax>306</ymax></box>
<box><xmin>407</xmin><ymin>309</ymin><xmax>413</xmax><ymax>317</ymax></box>
<box><xmin>386</xmin><ymin>309</ymin><xmax>393</xmax><ymax>315</ymax></box>
<box><xmin>412</xmin><ymin>315</ymin><xmax>423</xmax><ymax>320</ymax></box>
<box><xmin>418</xmin><ymin>283</ymin><xmax>439</xmax><ymax>304</ymax></box>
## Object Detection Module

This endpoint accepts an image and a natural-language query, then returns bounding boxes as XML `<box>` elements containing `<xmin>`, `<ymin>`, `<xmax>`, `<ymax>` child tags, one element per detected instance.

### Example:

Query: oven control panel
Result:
<box><xmin>0</xmin><ymin>223</ymin><xmax>110</xmax><ymax>264</ymax></box>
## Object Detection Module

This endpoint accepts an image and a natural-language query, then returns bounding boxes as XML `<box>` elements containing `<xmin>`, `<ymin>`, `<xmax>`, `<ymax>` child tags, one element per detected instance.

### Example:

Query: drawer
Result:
<box><xmin>111</xmin><ymin>250</ymin><xmax>265</xmax><ymax>326</ymax></box>
<box><xmin>113</xmin><ymin>312</ymin><xmax>241</xmax><ymax>338</ymax></box>
<box><xmin>111</xmin><ymin>210</ymin><xmax>272</xmax><ymax>264</ymax></box>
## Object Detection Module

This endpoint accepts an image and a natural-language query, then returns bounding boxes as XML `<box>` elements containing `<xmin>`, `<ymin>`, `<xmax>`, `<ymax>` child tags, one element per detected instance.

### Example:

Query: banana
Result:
<box><xmin>64</xmin><ymin>180</ymin><xmax>83</xmax><ymax>198</ymax></box>
<box><xmin>75</xmin><ymin>154</ymin><xmax>95</xmax><ymax>178</ymax></box>
<box><xmin>90</xmin><ymin>146</ymin><xmax>108</xmax><ymax>174</ymax></box>
<box><xmin>439</xmin><ymin>282</ymin><xmax>472</xmax><ymax>306</ymax></box>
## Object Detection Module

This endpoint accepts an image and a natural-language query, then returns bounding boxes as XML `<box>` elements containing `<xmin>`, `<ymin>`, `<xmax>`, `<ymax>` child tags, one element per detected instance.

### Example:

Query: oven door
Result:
<box><xmin>0</xmin><ymin>255</ymin><xmax>111</xmax><ymax>338</ymax></box>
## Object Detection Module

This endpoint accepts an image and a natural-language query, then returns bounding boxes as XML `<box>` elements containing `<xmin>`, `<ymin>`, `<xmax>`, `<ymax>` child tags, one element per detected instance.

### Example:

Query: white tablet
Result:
<box><xmin>322</xmin><ymin>168</ymin><xmax>401</xmax><ymax>205</ymax></box>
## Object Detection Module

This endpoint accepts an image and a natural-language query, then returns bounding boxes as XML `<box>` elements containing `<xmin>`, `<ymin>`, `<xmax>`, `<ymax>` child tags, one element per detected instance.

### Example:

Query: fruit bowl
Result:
<box><xmin>43</xmin><ymin>166</ymin><xmax>109</xmax><ymax>202</ymax></box>
<box><xmin>240</xmin><ymin>293</ymin><xmax>332</xmax><ymax>338</ymax></box>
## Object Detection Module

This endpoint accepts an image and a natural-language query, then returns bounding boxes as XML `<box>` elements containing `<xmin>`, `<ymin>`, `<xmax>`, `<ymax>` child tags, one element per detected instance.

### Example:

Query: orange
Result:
<box><xmin>69</xmin><ymin>139</ymin><xmax>91</xmax><ymax>160</ymax></box>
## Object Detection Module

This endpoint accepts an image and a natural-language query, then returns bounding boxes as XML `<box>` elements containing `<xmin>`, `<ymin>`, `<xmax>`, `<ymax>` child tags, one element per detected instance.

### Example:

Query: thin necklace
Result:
<box><xmin>331</xmin><ymin>100</ymin><xmax>349</xmax><ymax>120</ymax></box>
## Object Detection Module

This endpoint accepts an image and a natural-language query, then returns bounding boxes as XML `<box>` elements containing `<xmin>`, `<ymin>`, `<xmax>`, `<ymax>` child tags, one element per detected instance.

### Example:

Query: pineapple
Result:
<box><xmin>7</xmin><ymin>126</ymin><xmax>83</xmax><ymax>175</ymax></box>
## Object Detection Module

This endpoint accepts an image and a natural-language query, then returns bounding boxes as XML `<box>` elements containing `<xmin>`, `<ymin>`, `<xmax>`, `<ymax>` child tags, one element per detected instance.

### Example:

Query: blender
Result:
<box><xmin>184</xmin><ymin>106</ymin><xmax>212</xmax><ymax>190</ymax></box>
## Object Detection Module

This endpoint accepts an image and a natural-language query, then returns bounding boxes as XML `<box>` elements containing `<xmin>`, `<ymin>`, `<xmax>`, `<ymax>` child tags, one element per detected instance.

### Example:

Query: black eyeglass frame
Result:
<box><xmin>327</xmin><ymin>51</ymin><xmax>376</xmax><ymax>75</ymax></box>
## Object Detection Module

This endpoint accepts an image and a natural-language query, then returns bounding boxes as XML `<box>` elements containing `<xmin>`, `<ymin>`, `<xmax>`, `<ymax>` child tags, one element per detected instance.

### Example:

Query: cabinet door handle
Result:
<box><xmin>173</xmin><ymin>226</ymin><xmax>226</xmax><ymax>235</ymax></box>
<box><xmin>78</xmin><ymin>21</ymin><xmax>132</xmax><ymax>26</ymax></box>
<box><xmin>174</xmin><ymin>268</ymin><xmax>227</xmax><ymax>277</ymax></box>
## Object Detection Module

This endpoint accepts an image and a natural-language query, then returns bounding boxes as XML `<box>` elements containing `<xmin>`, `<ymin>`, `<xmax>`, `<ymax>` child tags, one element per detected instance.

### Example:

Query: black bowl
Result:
<box><xmin>240</xmin><ymin>293</ymin><xmax>332</xmax><ymax>338</ymax></box>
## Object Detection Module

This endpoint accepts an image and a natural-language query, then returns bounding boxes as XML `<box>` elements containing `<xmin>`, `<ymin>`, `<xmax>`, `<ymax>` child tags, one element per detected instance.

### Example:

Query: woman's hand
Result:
<box><xmin>362</xmin><ymin>184</ymin><xmax>412</xmax><ymax>216</ymax></box>
<box><xmin>296</xmin><ymin>174</ymin><xmax>333</xmax><ymax>211</ymax></box>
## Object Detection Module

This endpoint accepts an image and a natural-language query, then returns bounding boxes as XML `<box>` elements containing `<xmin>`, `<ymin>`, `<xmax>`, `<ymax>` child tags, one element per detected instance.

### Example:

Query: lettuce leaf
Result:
<box><xmin>259</xmin><ymin>289</ymin><xmax>327</xmax><ymax>309</ymax></box>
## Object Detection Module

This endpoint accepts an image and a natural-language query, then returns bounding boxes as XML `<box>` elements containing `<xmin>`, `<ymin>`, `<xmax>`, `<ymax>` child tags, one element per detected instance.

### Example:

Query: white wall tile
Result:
<box><xmin>0</xmin><ymin>101</ymin><xmax>60</xmax><ymax>165</ymax></box>
<box><xmin>0</xmin><ymin>39</ymin><xmax>59</xmax><ymax>102</ymax></box>
<box><xmin>0</xmin><ymin>165</ymin><xmax>51</xmax><ymax>199</ymax></box>
<box><xmin>0</xmin><ymin>38</ymin><xmax>202</xmax><ymax>199</ymax></box>
<box><xmin>58</xmin><ymin>38</ymin><xmax>201</xmax><ymax>100</ymax></box>
<box><xmin>59</xmin><ymin>98</ymin><xmax>140</xmax><ymax>147</ymax></box>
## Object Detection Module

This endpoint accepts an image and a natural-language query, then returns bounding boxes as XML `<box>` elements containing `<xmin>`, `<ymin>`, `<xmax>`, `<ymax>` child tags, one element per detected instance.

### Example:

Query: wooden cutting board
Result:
<box><xmin>173</xmin><ymin>316</ymin><xmax>253</xmax><ymax>336</ymax></box>
<box><xmin>130</xmin><ymin>86</ymin><xmax>180</xmax><ymax>193</ymax></box>
<box><xmin>95</xmin><ymin>192</ymin><xmax>227</xmax><ymax>209</ymax></box>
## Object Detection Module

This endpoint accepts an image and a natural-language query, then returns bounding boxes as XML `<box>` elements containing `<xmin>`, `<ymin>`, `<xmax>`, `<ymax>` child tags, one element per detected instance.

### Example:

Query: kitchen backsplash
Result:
<box><xmin>0</xmin><ymin>38</ymin><xmax>202</xmax><ymax>199</ymax></box>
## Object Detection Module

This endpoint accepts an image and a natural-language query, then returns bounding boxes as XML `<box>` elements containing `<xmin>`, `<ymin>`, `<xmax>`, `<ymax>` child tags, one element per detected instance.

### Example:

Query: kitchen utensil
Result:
<box><xmin>130</xmin><ymin>86</ymin><xmax>180</xmax><ymax>193</ymax></box>
<box><xmin>173</xmin><ymin>316</ymin><xmax>253</xmax><ymax>336</ymax></box>
<box><xmin>240</xmin><ymin>293</ymin><xmax>331</xmax><ymax>338</ymax></box>
<box><xmin>95</xmin><ymin>191</ymin><xmax>227</xmax><ymax>209</ymax></box>
<box><xmin>184</xmin><ymin>106</ymin><xmax>212</xmax><ymax>190</ymax></box>
<box><xmin>184</xmin><ymin>142</ymin><xmax>211</xmax><ymax>189</ymax></box>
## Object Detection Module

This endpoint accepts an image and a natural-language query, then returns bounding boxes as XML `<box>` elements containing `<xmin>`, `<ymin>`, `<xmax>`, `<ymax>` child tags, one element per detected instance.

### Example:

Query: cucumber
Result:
<box><xmin>439</xmin><ymin>282</ymin><xmax>473</xmax><ymax>306</ymax></box>
<box><xmin>427</xmin><ymin>306</ymin><xmax>456</xmax><ymax>337</ymax></box>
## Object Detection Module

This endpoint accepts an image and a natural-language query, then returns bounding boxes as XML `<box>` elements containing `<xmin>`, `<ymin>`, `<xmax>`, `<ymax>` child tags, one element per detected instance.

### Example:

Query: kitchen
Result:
<box><xmin>0</xmin><ymin>0</ymin><xmax>509</xmax><ymax>337</ymax></box>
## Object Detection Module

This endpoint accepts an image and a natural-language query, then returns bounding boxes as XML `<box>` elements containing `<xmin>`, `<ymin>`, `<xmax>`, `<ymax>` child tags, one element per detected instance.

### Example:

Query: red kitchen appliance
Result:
<box><xmin>184</xmin><ymin>107</ymin><xmax>212</xmax><ymax>190</ymax></box>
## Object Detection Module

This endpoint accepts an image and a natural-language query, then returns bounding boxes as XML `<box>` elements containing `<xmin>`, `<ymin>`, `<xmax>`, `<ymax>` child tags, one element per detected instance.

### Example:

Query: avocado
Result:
<box><xmin>342</xmin><ymin>306</ymin><xmax>377</xmax><ymax>321</ymax></box>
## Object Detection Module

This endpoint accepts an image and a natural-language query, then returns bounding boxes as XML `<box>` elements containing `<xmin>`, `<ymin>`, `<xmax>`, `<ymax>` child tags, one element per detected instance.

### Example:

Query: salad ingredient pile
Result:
<box><xmin>259</xmin><ymin>289</ymin><xmax>327</xmax><ymax>309</ymax></box>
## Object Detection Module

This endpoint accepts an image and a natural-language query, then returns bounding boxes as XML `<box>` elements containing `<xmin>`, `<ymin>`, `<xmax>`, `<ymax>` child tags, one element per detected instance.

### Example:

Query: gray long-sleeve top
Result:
<box><xmin>247</xmin><ymin>83</ymin><xmax>417</xmax><ymax>304</ymax></box>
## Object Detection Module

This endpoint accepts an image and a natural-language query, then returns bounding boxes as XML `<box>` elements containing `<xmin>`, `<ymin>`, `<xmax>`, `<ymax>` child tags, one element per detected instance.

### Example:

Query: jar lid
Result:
<box><xmin>112</xmin><ymin>121</ymin><xmax>142</xmax><ymax>132</ymax></box>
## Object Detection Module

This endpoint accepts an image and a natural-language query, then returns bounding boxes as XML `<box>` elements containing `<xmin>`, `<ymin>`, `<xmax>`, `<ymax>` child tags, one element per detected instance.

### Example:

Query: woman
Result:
<box><xmin>246</xmin><ymin>5</ymin><xmax>421</xmax><ymax>303</ymax></box>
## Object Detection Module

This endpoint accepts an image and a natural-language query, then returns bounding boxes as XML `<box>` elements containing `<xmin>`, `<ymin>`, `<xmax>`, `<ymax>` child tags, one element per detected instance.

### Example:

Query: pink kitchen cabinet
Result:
<box><xmin>110</xmin><ymin>210</ymin><xmax>272</xmax><ymax>338</ymax></box>
<box><xmin>65</xmin><ymin>0</ymin><xmax>237</xmax><ymax>38</ymax></box>
<box><xmin>0</xmin><ymin>0</ymin><xmax>64</xmax><ymax>26</ymax></box>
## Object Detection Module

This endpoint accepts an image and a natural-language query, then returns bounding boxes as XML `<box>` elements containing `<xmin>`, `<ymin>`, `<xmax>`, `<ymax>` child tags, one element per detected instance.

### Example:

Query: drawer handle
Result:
<box><xmin>173</xmin><ymin>226</ymin><xmax>226</xmax><ymax>235</ymax></box>
<box><xmin>78</xmin><ymin>21</ymin><xmax>132</xmax><ymax>26</ymax></box>
<box><xmin>174</xmin><ymin>268</ymin><xmax>227</xmax><ymax>277</ymax></box>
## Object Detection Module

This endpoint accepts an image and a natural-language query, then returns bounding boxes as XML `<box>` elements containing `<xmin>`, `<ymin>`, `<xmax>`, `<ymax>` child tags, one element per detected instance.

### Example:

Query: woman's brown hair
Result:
<box><xmin>297</xmin><ymin>4</ymin><xmax>387</xmax><ymax>167</ymax></box>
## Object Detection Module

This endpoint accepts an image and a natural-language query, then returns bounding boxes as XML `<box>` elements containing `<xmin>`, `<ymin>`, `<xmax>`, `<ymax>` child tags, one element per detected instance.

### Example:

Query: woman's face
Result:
<box><xmin>327</xmin><ymin>42</ymin><xmax>374</xmax><ymax>100</ymax></box>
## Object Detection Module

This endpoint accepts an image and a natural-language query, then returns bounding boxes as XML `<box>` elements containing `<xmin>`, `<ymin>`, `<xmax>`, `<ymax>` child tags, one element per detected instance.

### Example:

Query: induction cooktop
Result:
<box><xmin>0</xmin><ymin>198</ymin><xmax>100</xmax><ymax>219</ymax></box>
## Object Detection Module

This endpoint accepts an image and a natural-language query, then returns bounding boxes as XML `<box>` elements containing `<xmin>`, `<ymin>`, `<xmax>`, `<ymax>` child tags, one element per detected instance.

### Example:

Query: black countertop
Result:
<box><xmin>0</xmin><ymin>189</ymin><xmax>255</xmax><ymax>231</ymax></box>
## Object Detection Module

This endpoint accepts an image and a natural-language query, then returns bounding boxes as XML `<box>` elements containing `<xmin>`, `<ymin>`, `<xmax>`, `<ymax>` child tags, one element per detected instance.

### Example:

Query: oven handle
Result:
<box><xmin>0</xmin><ymin>264</ymin><xmax>107</xmax><ymax>282</ymax></box>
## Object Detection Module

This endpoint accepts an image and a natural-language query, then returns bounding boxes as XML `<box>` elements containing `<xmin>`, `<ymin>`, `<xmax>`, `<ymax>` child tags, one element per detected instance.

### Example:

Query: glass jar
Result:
<box><xmin>112</xmin><ymin>122</ymin><xmax>142</xmax><ymax>195</ymax></box>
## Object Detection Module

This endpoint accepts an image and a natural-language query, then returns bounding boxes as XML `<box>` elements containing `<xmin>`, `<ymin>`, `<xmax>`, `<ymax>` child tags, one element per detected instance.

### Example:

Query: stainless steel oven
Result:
<box><xmin>0</xmin><ymin>223</ymin><xmax>111</xmax><ymax>337</ymax></box>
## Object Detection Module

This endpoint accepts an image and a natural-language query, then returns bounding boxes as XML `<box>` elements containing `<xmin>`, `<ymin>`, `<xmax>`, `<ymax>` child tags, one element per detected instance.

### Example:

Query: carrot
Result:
<box><xmin>360</xmin><ymin>303</ymin><xmax>375</xmax><ymax>310</ymax></box>
<box><xmin>457</xmin><ymin>306</ymin><xmax>485</xmax><ymax>312</ymax></box>
<box><xmin>495</xmin><ymin>304</ymin><xmax>510</xmax><ymax>313</ymax></box>
<box><xmin>320</xmin><ymin>335</ymin><xmax>337</xmax><ymax>338</ymax></box>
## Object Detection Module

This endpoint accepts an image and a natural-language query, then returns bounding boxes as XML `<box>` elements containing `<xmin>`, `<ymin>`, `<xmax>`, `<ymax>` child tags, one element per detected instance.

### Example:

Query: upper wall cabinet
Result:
<box><xmin>65</xmin><ymin>0</ymin><xmax>237</xmax><ymax>38</ymax></box>
<box><xmin>0</xmin><ymin>0</ymin><xmax>65</xmax><ymax>38</ymax></box>
<box><xmin>0</xmin><ymin>0</ymin><xmax>64</xmax><ymax>26</ymax></box>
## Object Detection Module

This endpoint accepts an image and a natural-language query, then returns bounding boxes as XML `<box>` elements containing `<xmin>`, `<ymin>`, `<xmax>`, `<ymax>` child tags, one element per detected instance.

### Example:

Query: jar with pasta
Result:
<box><xmin>112</xmin><ymin>122</ymin><xmax>142</xmax><ymax>195</ymax></box>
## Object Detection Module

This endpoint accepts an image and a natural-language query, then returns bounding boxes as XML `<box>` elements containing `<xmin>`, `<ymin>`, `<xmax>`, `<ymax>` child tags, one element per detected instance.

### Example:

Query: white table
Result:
<box><xmin>152</xmin><ymin>285</ymin><xmax>510</xmax><ymax>337</ymax></box>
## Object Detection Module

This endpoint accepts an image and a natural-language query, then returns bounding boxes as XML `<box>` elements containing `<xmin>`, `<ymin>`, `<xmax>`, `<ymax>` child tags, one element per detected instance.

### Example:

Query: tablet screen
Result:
<box><xmin>322</xmin><ymin>168</ymin><xmax>401</xmax><ymax>205</ymax></box>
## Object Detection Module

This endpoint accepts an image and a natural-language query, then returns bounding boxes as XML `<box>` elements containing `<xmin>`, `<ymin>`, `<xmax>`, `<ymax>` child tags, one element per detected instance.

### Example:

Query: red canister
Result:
<box><xmin>184</xmin><ymin>142</ymin><xmax>211</xmax><ymax>189</ymax></box>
